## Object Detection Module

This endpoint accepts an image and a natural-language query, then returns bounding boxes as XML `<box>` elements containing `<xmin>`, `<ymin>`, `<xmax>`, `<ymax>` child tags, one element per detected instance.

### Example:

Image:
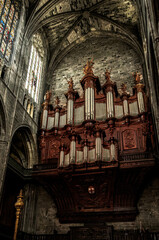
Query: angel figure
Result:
<box><xmin>83</xmin><ymin>59</ymin><xmax>94</xmax><ymax>75</ymax></box>
<box><xmin>55</xmin><ymin>96</ymin><xmax>60</xmax><ymax>106</ymax></box>
<box><xmin>105</xmin><ymin>69</ymin><xmax>111</xmax><ymax>81</ymax></box>
<box><xmin>133</xmin><ymin>72</ymin><xmax>141</xmax><ymax>84</ymax></box>
<box><xmin>67</xmin><ymin>78</ymin><xmax>73</xmax><ymax>90</ymax></box>
<box><xmin>121</xmin><ymin>83</ymin><xmax>127</xmax><ymax>92</ymax></box>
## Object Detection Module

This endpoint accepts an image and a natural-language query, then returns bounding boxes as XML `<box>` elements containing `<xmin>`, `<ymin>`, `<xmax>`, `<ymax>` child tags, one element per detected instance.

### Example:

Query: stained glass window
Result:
<box><xmin>0</xmin><ymin>0</ymin><xmax>20</xmax><ymax>62</ymax></box>
<box><xmin>25</xmin><ymin>33</ymin><xmax>44</xmax><ymax>103</ymax></box>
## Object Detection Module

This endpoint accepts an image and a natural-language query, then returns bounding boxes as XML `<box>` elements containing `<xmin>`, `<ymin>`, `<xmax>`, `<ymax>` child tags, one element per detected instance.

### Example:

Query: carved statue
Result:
<box><xmin>67</xmin><ymin>78</ymin><xmax>73</xmax><ymax>90</ymax></box>
<box><xmin>45</xmin><ymin>90</ymin><xmax>51</xmax><ymax>101</ymax></box>
<box><xmin>133</xmin><ymin>72</ymin><xmax>141</xmax><ymax>84</ymax></box>
<box><xmin>105</xmin><ymin>69</ymin><xmax>111</xmax><ymax>82</ymax></box>
<box><xmin>121</xmin><ymin>83</ymin><xmax>127</xmax><ymax>93</ymax></box>
<box><xmin>55</xmin><ymin>96</ymin><xmax>60</xmax><ymax>106</ymax></box>
<box><xmin>83</xmin><ymin>59</ymin><xmax>94</xmax><ymax>75</ymax></box>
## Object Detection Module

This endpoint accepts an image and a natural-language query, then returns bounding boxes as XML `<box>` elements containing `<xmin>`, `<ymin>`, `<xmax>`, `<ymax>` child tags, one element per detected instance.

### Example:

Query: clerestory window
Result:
<box><xmin>0</xmin><ymin>0</ymin><xmax>20</xmax><ymax>62</ymax></box>
<box><xmin>25</xmin><ymin>33</ymin><xmax>44</xmax><ymax>103</ymax></box>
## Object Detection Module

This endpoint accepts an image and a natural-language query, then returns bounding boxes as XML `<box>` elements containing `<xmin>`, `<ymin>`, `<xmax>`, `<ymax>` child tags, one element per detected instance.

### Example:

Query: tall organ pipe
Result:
<box><xmin>54</xmin><ymin>109</ymin><xmax>59</xmax><ymax>128</ymax></box>
<box><xmin>96</xmin><ymin>135</ymin><xmax>102</xmax><ymax>160</ymax></box>
<box><xmin>70</xmin><ymin>136</ymin><xmax>76</xmax><ymax>164</ymax></box>
<box><xmin>107</xmin><ymin>91</ymin><xmax>114</xmax><ymax>118</ymax></box>
<box><xmin>137</xmin><ymin>92</ymin><xmax>145</xmax><ymax>113</ymax></box>
<box><xmin>60</xmin><ymin>145</ymin><xmax>64</xmax><ymax>167</ymax></box>
<box><xmin>67</xmin><ymin>99</ymin><xmax>74</xmax><ymax>124</ymax></box>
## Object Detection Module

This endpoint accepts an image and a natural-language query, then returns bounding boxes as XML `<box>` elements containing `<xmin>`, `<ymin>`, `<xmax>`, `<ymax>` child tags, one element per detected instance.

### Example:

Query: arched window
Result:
<box><xmin>0</xmin><ymin>0</ymin><xmax>20</xmax><ymax>62</ymax></box>
<box><xmin>25</xmin><ymin>33</ymin><xmax>44</xmax><ymax>103</ymax></box>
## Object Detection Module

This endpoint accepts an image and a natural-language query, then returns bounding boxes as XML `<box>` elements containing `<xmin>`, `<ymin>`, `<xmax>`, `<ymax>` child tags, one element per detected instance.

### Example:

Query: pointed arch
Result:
<box><xmin>10</xmin><ymin>125</ymin><xmax>37</xmax><ymax>168</ymax></box>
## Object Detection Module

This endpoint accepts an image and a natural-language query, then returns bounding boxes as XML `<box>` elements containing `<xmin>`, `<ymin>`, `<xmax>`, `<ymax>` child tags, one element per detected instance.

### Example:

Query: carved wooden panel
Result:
<box><xmin>122</xmin><ymin>129</ymin><xmax>137</xmax><ymax>150</ymax></box>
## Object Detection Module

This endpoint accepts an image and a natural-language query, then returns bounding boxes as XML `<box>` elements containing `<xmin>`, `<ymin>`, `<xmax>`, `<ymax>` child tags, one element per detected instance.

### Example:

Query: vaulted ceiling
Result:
<box><xmin>25</xmin><ymin>0</ymin><xmax>142</xmax><ymax>74</ymax></box>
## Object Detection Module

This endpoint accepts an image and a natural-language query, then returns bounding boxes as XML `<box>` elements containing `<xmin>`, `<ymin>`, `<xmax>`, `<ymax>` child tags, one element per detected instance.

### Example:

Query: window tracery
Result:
<box><xmin>25</xmin><ymin>33</ymin><xmax>44</xmax><ymax>103</ymax></box>
<box><xmin>0</xmin><ymin>0</ymin><xmax>20</xmax><ymax>62</ymax></box>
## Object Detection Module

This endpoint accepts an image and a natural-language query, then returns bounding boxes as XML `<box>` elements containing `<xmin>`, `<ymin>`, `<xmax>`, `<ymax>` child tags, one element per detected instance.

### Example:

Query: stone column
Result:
<box><xmin>0</xmin><ymin>139</ymin><xmax>9</xmax><ymax>202</ymax></box>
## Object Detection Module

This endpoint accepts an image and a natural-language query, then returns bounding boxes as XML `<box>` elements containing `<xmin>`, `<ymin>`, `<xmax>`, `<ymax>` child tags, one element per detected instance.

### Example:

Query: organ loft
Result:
<box><xmin>34</xmin><ymin>60</ymin><xmax>155</xmax><ymax>224</ymax></box>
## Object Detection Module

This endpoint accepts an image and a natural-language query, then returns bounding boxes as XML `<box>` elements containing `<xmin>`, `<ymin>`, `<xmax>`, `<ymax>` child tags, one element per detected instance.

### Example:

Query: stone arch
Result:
<box><xmin>9</xmin><ymin>125</ymin><xmax>37</xmax><ymax>168</ymax></box>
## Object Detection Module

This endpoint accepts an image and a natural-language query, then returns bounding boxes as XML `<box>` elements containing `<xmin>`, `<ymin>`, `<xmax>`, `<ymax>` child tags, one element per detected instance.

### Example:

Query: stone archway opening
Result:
<box><xmin>0</xmin><ymin>126</ymin><xmax>36</xmax><ymax>237</ymax></box>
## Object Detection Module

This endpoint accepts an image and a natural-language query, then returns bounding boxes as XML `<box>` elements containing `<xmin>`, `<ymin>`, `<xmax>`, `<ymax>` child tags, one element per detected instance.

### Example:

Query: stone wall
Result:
<box><xmin>50</xmin><ymin>37</ymin><xmax>142</xmax><ymax>105</ymax></box>
<box><xmin>31</xmin><ymin>176</ymin><xmax>159</xmax><ymax>233</ymax></box>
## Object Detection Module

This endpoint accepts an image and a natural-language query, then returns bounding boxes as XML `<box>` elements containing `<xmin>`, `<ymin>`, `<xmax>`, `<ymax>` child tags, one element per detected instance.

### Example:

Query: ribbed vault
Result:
<box><xmin>25</xmin><ymin>0</ymin><xmax>141</xmax><ymax>79</ymax></box>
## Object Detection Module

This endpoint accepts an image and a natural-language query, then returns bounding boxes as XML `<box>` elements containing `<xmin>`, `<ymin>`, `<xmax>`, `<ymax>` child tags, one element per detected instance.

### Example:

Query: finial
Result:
<box><xmin>55</xmin><ymin>96</ymin><xmax>60</xmax><ymax>106</ymax></box>
<box><xmin>83</xmin><ymin>59</ymin><xmax>94</xmax><ymax>75</ymax></box>
<box><xmin>105</xmin><ymin>68</ymin><xmax>111</xmax><ymax>82</ymax></box>
<box><xmin>67</xmin><ymin>77</ymin><xmax>74</xmax><ymax>90</ymax></box>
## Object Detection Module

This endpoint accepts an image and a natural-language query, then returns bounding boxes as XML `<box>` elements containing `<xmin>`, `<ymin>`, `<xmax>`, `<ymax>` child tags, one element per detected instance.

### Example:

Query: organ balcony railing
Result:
<box><xmin>38</xmin><ymin>60</ymin><xmax>154</xmax><ymax>170</ymax></box>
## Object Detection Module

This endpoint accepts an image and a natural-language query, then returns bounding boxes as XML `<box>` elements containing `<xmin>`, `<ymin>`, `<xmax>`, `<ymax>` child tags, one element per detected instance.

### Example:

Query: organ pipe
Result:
<box><xmin>85</xmin><ymin>88</ymin><xmax>88</xmax><ymax>120</ymax></box>
<box><xmin>137</xmin><ymin>92</ymin><xmax>145</xmax><ymax>113</ymax></box>
<box><xmin>54</xmin><ymin>110</ymin><xmax>59</xmax><ymax>128</ymax></box>
<box><xmin>67</xmin><ymin>99</ymin><xmax>74</xmax><ymax>124</ymax></box>
<box><xmin>123</xmin><ymin>99</ymin><xmax>129</xmax><ymax>116</ymax></box>
<box><xmin>70</xmin><ymin>135</ymin><xmax>76</xmax><ymax>164</ymax></box>
<box><xmin>107</xmin><ymin>91</ymin><xmax>114</xmax><ymax>118</ymax></box>
<box><xmin>110</xmin><ymin>143</ymin><xmax>116</xmax><ymax>161</ymax></box>
<box><xmin>60</xmin><ymin>147</ymin><xmax>64</xmax><ymax>167</ymax></box>
<box><xmin>95</xmin><ymin>136</ymin><xmax>102</xmax><ymax>160</ymax></box>
<box><xmin>83</xmin><ymin>146</ymin><xmax>88</xmax><ymax>162</ymax></box>
<box><xmin>85</xmin><ymin>87</ymin><xmax>95</xmax><ymax>120</ymax></box>
<box><xmin>41</xmin><ymin>91</ymin><xmax>51</xmax><ymax>129</ymax></box>
<box><xmin>88</xmin><ymin>87</ymin><xmax>91</xmax><ymax>119</ymax></box>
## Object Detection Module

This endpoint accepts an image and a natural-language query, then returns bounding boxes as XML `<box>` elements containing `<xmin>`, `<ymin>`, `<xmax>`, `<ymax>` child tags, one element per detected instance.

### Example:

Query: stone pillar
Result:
<box><xmin>0</xmin><ymin>139</ymin><xmax>9</xmax><ymax>202</ymax></box>
<box><xmin>20</xmin><ymin>184</ymin><xmax>38</xmax><ymax>234</ymax></box>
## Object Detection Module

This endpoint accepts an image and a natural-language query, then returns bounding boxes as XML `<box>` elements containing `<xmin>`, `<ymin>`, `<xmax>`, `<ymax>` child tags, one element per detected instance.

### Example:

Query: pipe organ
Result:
<box><xmin>36</xmin><ymin>60</ymin><xmax>155</xmax><ymax>223</ymax></box>
<box><xmin>40</xmin><ymin>63</ymin><xmax>150</xmax><ymax>166</ymax></box>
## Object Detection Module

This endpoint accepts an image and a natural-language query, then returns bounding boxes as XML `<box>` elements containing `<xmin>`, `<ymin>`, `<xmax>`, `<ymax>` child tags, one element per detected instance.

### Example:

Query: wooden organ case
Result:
<box><xmin>34</xmin><ymin>61</ymin><xmax>155</xmax><ymax>223</ymax></box>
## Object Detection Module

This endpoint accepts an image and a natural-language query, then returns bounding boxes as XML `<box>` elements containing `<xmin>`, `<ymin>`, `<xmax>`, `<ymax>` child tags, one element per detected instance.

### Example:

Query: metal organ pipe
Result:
<box><xmin>85</xmin><ymin>88</ymin><xmax>88</xmax><ymax>120</ymax></box>
<box><xmin>67</xmin><ymin>99</ymin><xmax>70</xmax><ymax>124</ymax></box>
<box><xmin>107</xmin><ymin>91</ymin><xmax>114</xmax><ymax>118</ymax></box>
<box><xmin>83</xmin><ymin>145</ymin><xmax>88</xmax><ymax>162</ymax></box>
<box><xmin>70</xmin><ymin>136</ymin><xmax>76</xmax><ymax>164</ymax></box>
<box><xmin>70</xmin><ymin>99</ymin><xmax>74</xmax><ymax>124</ymax></box>
<box><xmin>91</xmin><ymin>88</ymin><xmax>94</xmax><ymax>119</ymax></box>
<box><xmin>42</xmin><ymin>110</ymin><xmax>48</xmax><ymax>129</ymax></box>
<box><xmin>137</xmin><ymin>92</ymin><xmax>145</xmax><ymax>113</ymax></box>
<box><xmin>60</xmin><ymin>149</ymin><xmax>64</xmax><ymax>167</ymax></box>
<box><xmin>85</xmin><ymin>87</ymin><xmax>94</xmax><ymax>120</ymax></box>
<box><xmin>88</xmin><ymin>87</ymin><xmax>91</xmax><ymax>119</ymax></box>
<box><xmin>67</xmin><ymin>99</ymin><xmax>74</xmax><ymax>124</ymax></box>
<box><xmin>123</xmin><ymin>99</ymin><xmax>129</xmax><ymax>116</ymax></box>
<box><xmin>95</xmin><ymin>136</ymin><xmax>101</xmax><ymax>160</ymax></box>
<box><xmin>110</xmin><ymin>143</ymin><xmax>116</xmax><ymax>161</ymax></box>
<box><xmin>54</xmin><ymin>110</ymin><xmax>59</xmax><ymax>128</ymax></box>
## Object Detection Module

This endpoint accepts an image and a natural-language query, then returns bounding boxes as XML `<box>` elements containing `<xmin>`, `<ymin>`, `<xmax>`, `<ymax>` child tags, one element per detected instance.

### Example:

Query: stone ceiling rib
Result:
<box><xmin>48</xmin><ymin>15</ymin><xmax>83</xmax><ymax>69</ymax></box>
<box><xmin>90</xmin><ymin>12</ymin><xmax>141</xmax><ymax>53</ymax></box>
<box><xmin>28</xmin><ymin>11</ymin><xmax>82</xmax><ymax>40</ymax></box>
<box><xmin>25</xmin><ymin>0</ymin><xmax>64</xmax><ymax>38</ymax></box>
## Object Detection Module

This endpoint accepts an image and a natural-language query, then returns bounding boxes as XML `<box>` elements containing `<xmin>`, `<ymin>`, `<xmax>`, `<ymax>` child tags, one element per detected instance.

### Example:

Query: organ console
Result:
<box><xmin>35</xmin><ymin>61</ymin><xmax>155</xmax><ymax>223</ymax></box>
